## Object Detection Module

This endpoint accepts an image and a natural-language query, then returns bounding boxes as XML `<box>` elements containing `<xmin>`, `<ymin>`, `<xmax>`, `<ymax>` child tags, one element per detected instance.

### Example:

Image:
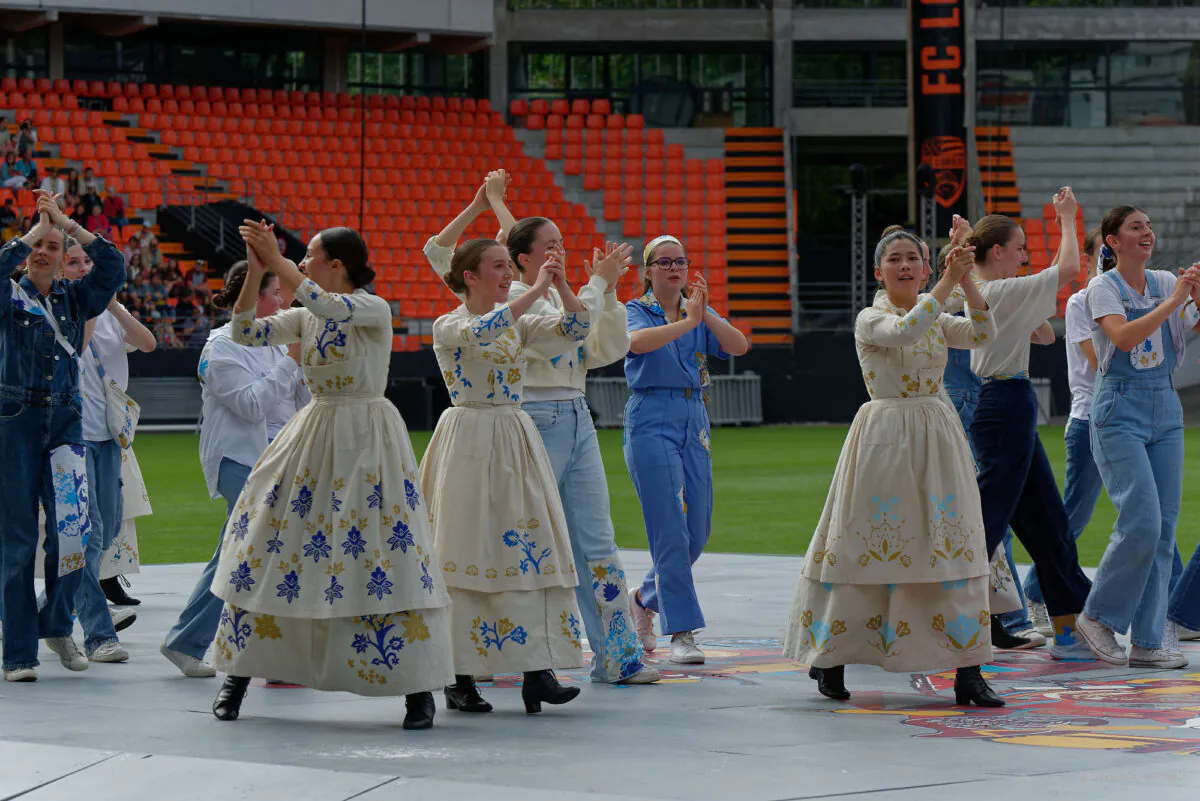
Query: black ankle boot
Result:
<box><xmin>991</xmin><ymin>616</ymin><xmax>1033</xmax><ymax>650</ymax></box>
<box><xmin>444</xmin><ymin>674</ymin><xmax>493</xmax><ymax>713</ymax></box>
<box><xmin>808</xmin><ymin>665</ymin><xmax>851</xmax><ymax>700</ymax></box>
<box><xmin>954</xmin><ymin>665</ymin><xmax>1005</xmax><ymax>707</ymax></box>
<box><xmin>521</xmin><ymin>669</ymin><xmax>580</xmax><ymax>714</ymax></box>
<box><xmin>403</xmin><ymin>691</ymin><xmax>436</xmax><ymax>730</ymax></box>
<box><xmin>213</xmin><ymin>675</ymin><xmax>251</xmax><ymax>721</ymax></box>
<box><xmin>101</xmin><ymin>576</ymin><xmax>140</xmax><ymax>606</ymax></box>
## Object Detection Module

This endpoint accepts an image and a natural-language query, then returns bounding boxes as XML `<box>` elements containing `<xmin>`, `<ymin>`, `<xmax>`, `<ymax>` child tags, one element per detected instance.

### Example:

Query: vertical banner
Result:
<box><xmin>911</xmin><ymin>0</ymin><xmax>968</xmax><ymax>231</ymax></box>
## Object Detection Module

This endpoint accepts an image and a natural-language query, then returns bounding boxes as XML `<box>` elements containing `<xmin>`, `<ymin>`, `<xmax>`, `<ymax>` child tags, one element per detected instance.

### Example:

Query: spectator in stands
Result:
<box><xmin>16</xmin><ymin>152</ymin><xmax>37</xmax><ymax>187</ymax></box>
<box><xmin>122</xmin><ymin>238</ymin><xmax>139</xmax><ymax>275</ymax></box>
<box><xmin>2</xmin><ymin>153</ymin><xmax>26</xmax><ymax>189</ymax></box>
<box><xmin>0</xmin><ymin>198</ymin><xmax>16</xmax><ymax>234</ymax></box>
<box><xmin>70</xmin><ymin>200</ymin><xmax>87</xmax><ymax>226</ymax></box>
<box><xmin>137</xmin><ymin>224</ymin><xmax>159</xmax><ymax>274</ymax></box>
<box><xmin>64</xmin><ymin>168</ymin><xmax>82</xmax><ymax>199</ymax></box>
<box><xmin>103</xmin><ymin>190</ymin><xmax>126</xmax><ymax>236</ymax></box>
<box><xmin>17</xmin><ymin>216</ymin><xmax>31</xmax><ymax>238</ymax></box>
<box><xmin>40</xmin><ymin>168</ymin><xmax>66</xmax><ymax>197</ymax></box>
<box><xmin>85</xmin><ymin>204</ymin><xmax>112</xmax><ymax>240</ymax></box>
<box><xmin>14</xmin><ymin>120</ymin><xmax>36</xmax><ymax>158</ymax></box>
<box><xmin>189</xmin><ymin>260</ymin><xmax>210</xmax><ymax>299</ymax></box>
<box><xmin>81</xmin><ymin>167</ymin><xmax>99</xmax><ymax>200</ymax></box>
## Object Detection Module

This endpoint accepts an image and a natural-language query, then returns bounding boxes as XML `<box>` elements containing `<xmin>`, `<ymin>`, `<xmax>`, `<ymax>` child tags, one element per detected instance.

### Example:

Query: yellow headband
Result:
<box><xmin>643</xmin><ymin>235</ymin><xmax>683</xmax><ymax>264</ymax></box>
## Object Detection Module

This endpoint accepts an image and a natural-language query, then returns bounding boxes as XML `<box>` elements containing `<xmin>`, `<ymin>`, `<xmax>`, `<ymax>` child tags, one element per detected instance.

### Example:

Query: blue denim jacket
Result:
<box><xmin>1</xmin><ymin>236</ymin><xmax>125</xmax><ymax>405</ymax></box>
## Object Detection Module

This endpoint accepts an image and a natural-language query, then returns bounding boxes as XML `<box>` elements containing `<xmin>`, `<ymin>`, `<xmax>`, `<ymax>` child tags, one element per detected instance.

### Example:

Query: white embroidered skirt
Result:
<box><xmin>212</xmin><ymin>603</ymin><xmax>455</xmax><ymax>696</ymax></box>
<box><xmin>447</xmin><ymin>587</ymin><xmax>584</xmax><ymax>675</ymax></box>
<box><xmin>101</xmin><ymin>446</ymin><xmax>151</xmax><ymax>579</ymax></box>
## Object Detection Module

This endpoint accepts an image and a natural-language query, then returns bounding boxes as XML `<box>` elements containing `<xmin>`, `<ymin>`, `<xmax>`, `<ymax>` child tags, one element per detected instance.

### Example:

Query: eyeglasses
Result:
<box><xmin>650</xmin><ymin>258</ymin><xmax>691</xmax><ymax>271</ymax></box>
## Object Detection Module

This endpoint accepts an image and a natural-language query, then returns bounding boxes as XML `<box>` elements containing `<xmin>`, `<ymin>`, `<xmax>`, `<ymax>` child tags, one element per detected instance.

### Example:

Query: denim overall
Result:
<box><xmin>0</xmin><ymin>237</ymin><xmax>125</xmax><ymax>671</ymax></box>
<box><xmin>1083</xmin><ymin>271</ymin><xmax>1183</xmax><ymax>650</ymax></box>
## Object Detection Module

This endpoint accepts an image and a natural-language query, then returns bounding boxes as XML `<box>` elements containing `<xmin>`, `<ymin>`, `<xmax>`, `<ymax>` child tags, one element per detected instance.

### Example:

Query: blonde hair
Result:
<box><xmin>642</xmin><ymin>234</ymin><xmax>687</xmax><ymax>295</ymax></box>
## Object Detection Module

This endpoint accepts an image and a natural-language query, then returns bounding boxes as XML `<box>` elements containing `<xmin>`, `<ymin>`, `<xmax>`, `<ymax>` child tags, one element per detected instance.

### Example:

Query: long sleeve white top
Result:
<box><xmin>196</xmin><ymin>323</ymin><xmax>310</xmax><ymax>499</ymax></box>
<box><xmin>423</xmin><ymin>237</ymin><xmax>630</xmax><ymax>400</ymax></box>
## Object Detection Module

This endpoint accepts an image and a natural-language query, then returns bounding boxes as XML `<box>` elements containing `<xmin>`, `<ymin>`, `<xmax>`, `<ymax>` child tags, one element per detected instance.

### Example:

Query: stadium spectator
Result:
<box><xmin>14</xmin><ymin>119</ymin><xmax>37</xmax><ymax>157</ymax></box>
<box><xmin>137</xmin><ymin>224</ymin><xmax>159</xmax><ymax>273</ymax></box>
<box><xmin>16</xmin><ymin>152</ymin><xmax>37</xmax><ymax>186</ymax></box>
<box><xmin>2</xmin><ymin>153</ymin><xmax>26</xmax><ymax>189</ymax></box>
<box><xmin>85</xmin><ymin>204</ymin><xmax>112</xmax><ymax>239</ymax></box>
<box><xmin>0</xmin><ymin>198</ymin><xmax>16</xmax><ymax>231</ymax></box>
<box><xmin>40</xmin><ymin>168</ymin><xmax>66</xmax><ymax>196</ymax></box>
<box><xmin>103</xmin><ymin>190</ymin><xmax>127</xmax><ymax>235</ymax></box>
<box><xmin>82</xmin><ymin>167</ymin><xmax>99</xmax><ymax>200</ymax></box>
<box><xmin>64</xmin><ymin>168</ymin><xmax>82</xmax><ymax>198</ymax></box>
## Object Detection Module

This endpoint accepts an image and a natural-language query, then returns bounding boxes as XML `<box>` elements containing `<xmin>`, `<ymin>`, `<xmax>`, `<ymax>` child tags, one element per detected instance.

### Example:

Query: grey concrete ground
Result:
<box><xmin>3</xmin><ymin>551</ymin><xmax>1200</xmax><ymax>800</ymax></box>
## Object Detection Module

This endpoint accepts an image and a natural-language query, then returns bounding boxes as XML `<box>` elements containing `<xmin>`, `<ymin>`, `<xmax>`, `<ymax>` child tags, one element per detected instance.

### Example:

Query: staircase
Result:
<box><xmin>1010</xmin><ymin>127</ymin><xmax>1200</xmax><ymax>270</ymax></box>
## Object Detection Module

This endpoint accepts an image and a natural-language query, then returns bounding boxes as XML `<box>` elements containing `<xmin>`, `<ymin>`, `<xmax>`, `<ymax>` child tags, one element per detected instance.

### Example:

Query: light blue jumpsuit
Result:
<box><xmin>622</xmin><ymin>292</ymin><xmax>728</xmax><ymax>636</ymax></box>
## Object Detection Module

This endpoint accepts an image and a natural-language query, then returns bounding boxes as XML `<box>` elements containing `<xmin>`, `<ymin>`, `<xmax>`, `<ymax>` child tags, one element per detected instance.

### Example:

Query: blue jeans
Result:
<box><xmin>1084</xmin><ymin>374</ymin><xmax>1183</xmax><ymax>650</ymax></box>
<box><xmin>75</xmin><ymin>439</ymin><xmax>122</xmax><ymax>653</ymax></box>
<box><xmin>163</xmin><ymin>458</ymin><xmax>252</xmax><ymax>661</ymax></box>
<box><xmin>948</xmin><ymin>385</ymin><xmax>1030</xmax><ymax>631</ymax></box>
<box><xmin>1025</xmin><ymin>417</ymin><xmax>1105</xmax><ymax>606</ymax></box>
<box><xmin>972</xmin><ymin>379</ymin><xmax>1092</xmax><ymax>618</ymax></box>
<box><xmin>526</xmin><ymin>398</ymin><xmax>646</xmax><ymax>682</ymax></box>
<box><xmin>623</xmin><ymin>389</ymin><xmax>712</xmax><ymax>635</ymax></box>
<box><xmin>1169</xmin><ymin>541</ymin><xmax>1200</xmax><ymax>631</ymax></box>
<box><xmin>0</xmin><ymin>401</ymin><xmax>86</xmax><ymax>671</ymax></box>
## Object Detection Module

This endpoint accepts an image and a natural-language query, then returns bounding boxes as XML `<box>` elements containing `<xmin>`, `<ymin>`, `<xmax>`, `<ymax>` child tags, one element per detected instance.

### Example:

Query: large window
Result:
<box><xmin>510</xmin><ymin>45</ymin><xmax>771</xmax><ymax>127</ymax></box>
<box><xmin>63</xmin><ymin>23</ymin><xmax>322</xmax><ymax>90</ymax></box>
<box><xmin>347</xmin><ymin>50</ymin><xmax>486</xmax><ymax>98</ymax></box>
<box><xmin>0</xmin><ymin>29</ymin><xmax>49</xmax><ymax>80</ymax></box>
<box><xmin>510</xmin><ymin>0</ymin><xmax>764</xmax><ymax>8</ymax></box>
<box><xmin>979</xmin><ymin>42</ymin><xmax>1200</xmax><ymax>126</ymax></box>
<box><xmin>793</xmin><ymin>44</ymin><xmax>905</xmax><ymax>107</ymax></box>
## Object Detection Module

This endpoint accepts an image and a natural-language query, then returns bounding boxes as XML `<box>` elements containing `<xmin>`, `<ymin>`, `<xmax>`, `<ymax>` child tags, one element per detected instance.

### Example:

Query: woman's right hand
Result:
<box><xmin>1171</xmin><ymin>268</ymin><xmax>1199</xmax><ymax>307</ymax></box>
<box><xmin>1053</xmin><ymin>186</ymin><xmax>1078</xmax><ymax>222</ymax></box>
<box><xmin>685</xmin><ymin>280</ymin><xmax>707</xmax><ymax>326</ymax></box>
<box><xmin>32</xmin><ymin>190</ymin><xmax>59</xmax><ymax>231</ymax></box>
<box><xmin>943</xmin><ymin>245</ymin><xmax>976</xmax><ymax>283</ymax></box>
<box><xmin>485</xmin><ymin>169</ymin><xmax>510</xmax><ymax>204</ymax></box>
<box><xmin>533</xmin><ymin>255</ymin><xmax>561</xmax><ymax>294</ymax></box>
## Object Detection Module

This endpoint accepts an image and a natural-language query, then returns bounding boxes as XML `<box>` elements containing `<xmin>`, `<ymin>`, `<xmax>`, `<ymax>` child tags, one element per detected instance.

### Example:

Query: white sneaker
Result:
<box><xmin>1076</xmin><ymin>614</ymin><xmax>1128</xmax><ymax>665</ymax></box>
<box><xmin>669</xmin><ymin>631</ymin><xmax>705</xmax><ymax>664</ymax></box>
<box><xmin>617</xmin><ymin>664</ymin><xmax>662</xmax><ymax>685</ymax></box>
<box><xmin>1177</xmin><ymin>625</ymin><xmax>1200</xmax><ymax>641</ymax></box>
<box><xmin>3</xmin><ymin>667</ymin><xmax>36</xmax><ymax>682</ymax></box>
<box><xmin>1129</xmin><ymin>646</ymin><xmax>1188</xmax><ymax>669</ymax></box>
<box><xmin>110</xmin><ymin>607</ymin><xmax>137</xmax><ymax>633</ymax></box>
<box><xmin>160</xmin><ymin>644</ymin><xmax>216</xmax><ymax>678</ymax></box>
<box><xmin>1029</xmin><ymin>603</ymin><xmax>1054</xmax><ymax>638</ymax></box>
<box><xmin>45</xmin><ymin>636</ymin><xmax>89</xmax><ymax>671</ymax></box>
<box><xmin>1011</xmin><ymin>628</ymin><xmax>1047</xmax><ymax>648</ymax></box>
<box><xmin>628</xmin><ymin>588</ymin><xmax>657</xmax><ymax>653</ymax></box>
<box><xmin>87</xmin><ymin>642</ymin><xmax>129</xmax><ymax>663</ymax></box>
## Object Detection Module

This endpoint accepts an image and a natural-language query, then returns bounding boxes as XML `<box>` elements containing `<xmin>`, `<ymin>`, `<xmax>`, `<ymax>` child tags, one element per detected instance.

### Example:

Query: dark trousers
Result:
<box><xmin>971</xmin><ymin>379</ymin><xmax>1092</xmax><ymax>617</ymax></box>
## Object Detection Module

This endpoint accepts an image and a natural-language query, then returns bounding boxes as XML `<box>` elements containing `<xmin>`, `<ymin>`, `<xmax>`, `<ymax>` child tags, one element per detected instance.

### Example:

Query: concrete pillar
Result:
<box><xmin>48</xmin><ymin>21</ymin><xmax>64</xmax><ymax>81</ymax></box>
<box><xmin>325</xmin><ymin>36</ymin><xmax>349</xmax><ymax>94</ymax></box>
<box><xmin>771</xmin><ymin>0</ymin><xmax>793</xmax><ymax>130</ymax></box>
<box><xmin>489</xmin><ymin>0</ymin><xmax>508</xmax><ymax>116</ymax></box>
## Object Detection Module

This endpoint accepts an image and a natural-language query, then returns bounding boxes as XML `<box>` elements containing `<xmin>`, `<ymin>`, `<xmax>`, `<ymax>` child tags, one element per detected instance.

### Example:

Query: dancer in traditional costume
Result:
<box><xmin>1075</xmin><ymin>206</ymin><xmax>1200</xmax><ymax>668</ymax></box>
<box><xmin>784</xmin><ymin>229</ymin><xmax>1004</xmax><ymax>705</ymax></box>
<box><xmin>421</xmin><ymin>234</ymin><xmax>619</xmax><ymax>714</ymax></box>
<box><xmin>424</xmin><ymin>170</ymin><xmax>658</xmax><ymax>686</ymax></box>
<box><xmin>208</xmin><ymin>222</ymin><xmax>453</xmax><ymax>730</ymax></box>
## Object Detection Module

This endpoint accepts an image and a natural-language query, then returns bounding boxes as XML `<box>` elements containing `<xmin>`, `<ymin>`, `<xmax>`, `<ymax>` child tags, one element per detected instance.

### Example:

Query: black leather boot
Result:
<box><xmin>809</xmin><ymin>665</ymin><xmax>851</xmax><ymax>700</ymax></box>
<box><xmin>403</xmin><ymin>692</ymin><xmax>436</xmax><ymax>730</ymax></box>
<box><xmin>954</xmin><ymin>665</ymin><xmax>1005</xmax><ymax>707</ymax></box>
<box><xmin>101</xmin><ymin>576</ymin><xmax>140</xmax><ymax>606</ymax></box>
<box><xmin>991</xmin><ymin>616</ymin><xmax>1034</xmax><ymax>650</ymax></box>
<box><xmin>444</xmin><ymin>674</ymin><xmax>493</xmax><ymax>713</ymax></box>
<box><xmin>213</xmin><ymin>675</ymin><xmax>251</xmax><ymax>721</ymax></box>
<box><xmin>521</xmin><ymin>669</ymin><xmax>580</xmax><ymax>714</ymax></box>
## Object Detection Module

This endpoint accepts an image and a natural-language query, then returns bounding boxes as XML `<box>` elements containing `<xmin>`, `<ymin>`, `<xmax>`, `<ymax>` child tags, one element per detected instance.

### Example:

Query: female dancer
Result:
<box><xmin>207</xmin><ymin>222</ymin><xmax>453</xmax><ymax>729</ymax></box>
<box><xmin>1075</xmin><ymin>206</ymin><xmax>1200</xmax><ymax>667</ymax></box>
<box><xmin>0</xmin><ymin>190</ymin><xmax>125</xmax><ymax>682</ymax></box>
<box><xmin>161</xmin><ymin>261</ymin><xmax>308</xmax><ymax>678</ymax></box>
<box><xmin>1024</xmin><ymin>227</ymin><xmax>1106</xmax><ymax>637</ymax></box>
<box><xmin>62</xmin><ymin>239</ymin><xmax>155</xmax><ymax>662</ymax></box>
<box><xmin>965</xmin><ymin>190</ymin><xmax>1094</xmax><ymax>659</ymax></box>
<box><xmin>421</xmin><ymin>236</ymin><xmax>620</xmax><ymax>713</ymax></box>
<box><xmin>425</xmin><ymin>170</ymin><xmax>658</xmax><ymax>685</ymax></box>
<box><xmin>624</xmin><ymin>235</ymin><xmax>749</xmax><ymax>665</ymax></box>
<box><xmin>785</xmin><ymin>230</ymin><xmax>1003</xmax><ymax>704</ymax></box>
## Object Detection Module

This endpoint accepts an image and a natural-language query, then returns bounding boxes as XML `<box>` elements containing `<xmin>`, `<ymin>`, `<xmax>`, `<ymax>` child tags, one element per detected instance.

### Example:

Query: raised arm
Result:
<box><xmin>581</xmin><ymin>243</ymin><xmax>633</xmax><ymax>369</ymax></box>
<box><xmin>230</xmin><ymin>247</ymin><xmax>305</xmax><ymax>347</ymax></box>
<box><xmin>1097</xmin><ymin>271</ymin><xmax>1198</xmax><ymax>352</ymax></box>
<box><xmin>435</xmin><ymin>178</ymin><xmax>492</xmax><ymax>250</ymax></box>
<box><xmin>856</xmin><ymin>296</ymin><xmax>945</xmax><ymax>348</ymax></box>
<box><xmin>1050</xmin><ymin>188</ymin><xmax>1081</xmax><ymax>289</ymax></box>
<box><xmin>485</xmin><ymin>169</ymin><xmax>517</xmax><ymax>243</ymax></box>
<box><xmin>108</xmin><ymin>300</ymin><xmax>156</xmax><ymax>352</ymax></box>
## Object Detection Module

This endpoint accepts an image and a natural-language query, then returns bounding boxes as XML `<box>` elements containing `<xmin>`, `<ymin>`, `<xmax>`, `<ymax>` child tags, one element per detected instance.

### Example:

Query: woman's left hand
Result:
<box><xmin>239</xmin><ymin>218</ymin><xmax>277</xmax><ymax>259</ymax></box>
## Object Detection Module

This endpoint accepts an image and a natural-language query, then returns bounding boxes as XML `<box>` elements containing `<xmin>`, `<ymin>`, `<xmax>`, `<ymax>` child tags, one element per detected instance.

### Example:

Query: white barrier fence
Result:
<box><xmin>586</xmin><ymin>373</ymin><xmax>764</xmax><ymax>428</ymax></box>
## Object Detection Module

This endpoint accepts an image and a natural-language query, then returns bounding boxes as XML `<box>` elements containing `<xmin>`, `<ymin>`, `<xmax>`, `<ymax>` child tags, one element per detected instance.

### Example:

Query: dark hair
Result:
<box><xmin>1084</xmin><ymin>226</ymin><xmax>1102</xmax><ymax>259</ymax></box>
<box><xmin>318</xmin><ymin>226</ymin><xmax>375</xmax><ymax>289</ymax></box>
<box><xmin>445</xmin><ymin>238</ymin><xmax>507</xmax><ymax>295</ymax></box>
<box><xmin>506</xmin><ymin>217</ymin><xmax>553</xmax><ymax>273</ymax></box>
<box><xmin>936</xmin><ymin>242</ymin><xmax>954</xmax><ymax>275</ymax></box>
<box><xmin>966</xmin><ymin>215</ymin><xmax>1022</xmax><ymax>265</ymax></box>
<box><xmin>212</xmin><ymin>261</ymin><xmax>276</xmax><ymax>309</ymax></box>
<box><xmin>1099</xmin><ymin>206</ymin><xmax>1146</xmax><ymax>272</ymax></box>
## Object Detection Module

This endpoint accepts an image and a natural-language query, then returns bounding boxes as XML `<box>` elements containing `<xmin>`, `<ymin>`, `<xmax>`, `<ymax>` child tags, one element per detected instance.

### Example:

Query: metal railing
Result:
<box><xmin>794</xmin><ymin>281</ymin><xmax>859</xmax><ymax>331</ymax></box>
<box><xmin>585</xmin><ymin>374</ymin><xmax>764</xmax><ymax>428</ymax></box>
<box><xmin>793</xmin><ymin>79</ymin><xmax>906</xmax><ymax>108</ymax></box>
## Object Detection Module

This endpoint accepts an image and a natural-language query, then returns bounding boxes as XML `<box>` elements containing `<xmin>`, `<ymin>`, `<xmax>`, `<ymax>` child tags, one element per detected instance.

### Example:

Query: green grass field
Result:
<box><xmin>132</xmin><ymin>427</ymin><xmax>1200</xmax><ymax>568</ymax></box>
